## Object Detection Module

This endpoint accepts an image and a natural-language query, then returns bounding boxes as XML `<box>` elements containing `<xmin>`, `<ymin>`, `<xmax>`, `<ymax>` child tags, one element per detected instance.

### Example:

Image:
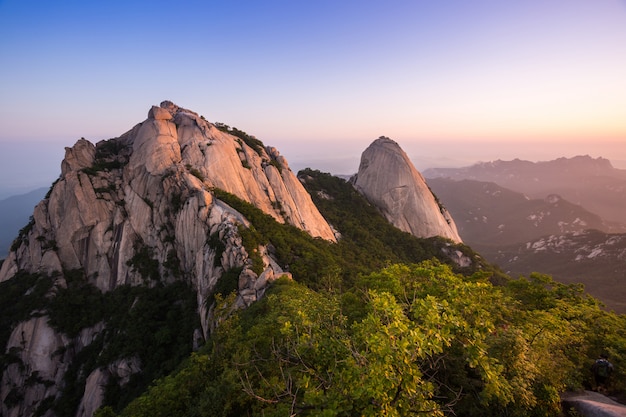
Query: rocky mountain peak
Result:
<box><xmin>352</xmin><ymin>136</ymin><xmax>462</xmax><ymax>243</ymax></box>
<box><xmin>0</xmin><ymin>101</ymin><xmax>337</xmax><ymax>417</ymax></box>
<box><xmin>1</xmin><ymin>100</ymin><xmax>337</xmax><ymax>291</ymax></box>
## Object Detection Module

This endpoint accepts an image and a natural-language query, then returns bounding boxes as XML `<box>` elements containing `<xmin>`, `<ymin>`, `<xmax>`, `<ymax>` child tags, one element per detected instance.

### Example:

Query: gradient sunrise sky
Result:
<box><xmin>1</xmin><ymin>0</ymin><xmax>625</xmax><ymax>197</ymax></box>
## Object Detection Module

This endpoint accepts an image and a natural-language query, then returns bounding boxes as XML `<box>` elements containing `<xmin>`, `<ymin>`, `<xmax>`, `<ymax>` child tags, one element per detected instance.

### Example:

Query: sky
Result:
<box><xmin>1</xmin><ymin>0</ymin><xmax>625</xmax><ymax>198</ymax></box>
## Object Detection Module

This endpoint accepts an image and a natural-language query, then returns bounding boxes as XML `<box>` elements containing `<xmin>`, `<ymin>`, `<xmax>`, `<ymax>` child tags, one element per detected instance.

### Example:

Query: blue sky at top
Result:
<box><xmin>1</xmin><ymin>0</ymin><xmax>625</xmax><ymax>195</ymax></box>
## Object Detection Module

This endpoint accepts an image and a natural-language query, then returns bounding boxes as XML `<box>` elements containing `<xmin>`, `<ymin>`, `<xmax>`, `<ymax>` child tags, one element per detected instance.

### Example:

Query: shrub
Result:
<box><xmin>126</xmin><ymin>242</ymin><xmax>160</xmax><ymax>282</ymax></box>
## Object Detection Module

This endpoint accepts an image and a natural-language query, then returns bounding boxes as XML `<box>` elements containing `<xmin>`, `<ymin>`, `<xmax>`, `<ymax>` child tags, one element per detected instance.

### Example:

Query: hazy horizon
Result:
<box><xmin>1</xmin><ymin>135</ymin><xmax>625</xmax><ymax>200</ymax></box>
<box><xmin>1</xmin><ymin>1</ymin><xmax>625</xmax><ymax>197</ymax></box>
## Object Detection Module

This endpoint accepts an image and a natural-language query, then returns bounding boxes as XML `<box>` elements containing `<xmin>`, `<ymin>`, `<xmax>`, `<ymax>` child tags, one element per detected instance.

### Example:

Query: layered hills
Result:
<box><xmin>0</xmin><ymin>102</ymin><xmax>477</xmax><ymax>417</ymax></box>
<box><xmin>425</xmin><ymin>162</ymin><xmax>626</xmax><ymax>313</ymax></box>
<box><xmin>426</xmin><ymin>178</ymin><xmax>626</xmax><ymax>247</ymax></box>
<box><xmin>424</xmin><ymin>156</ymin><xmax>626</xmax><ymax>224</ymax></box>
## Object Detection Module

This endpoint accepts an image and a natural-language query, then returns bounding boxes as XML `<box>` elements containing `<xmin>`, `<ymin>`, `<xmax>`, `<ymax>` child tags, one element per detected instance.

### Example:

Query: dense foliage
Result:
<box><xmin>103</xmin><ymin>264</ymin><xmax>626</xmax><ymax>417</ymax></box>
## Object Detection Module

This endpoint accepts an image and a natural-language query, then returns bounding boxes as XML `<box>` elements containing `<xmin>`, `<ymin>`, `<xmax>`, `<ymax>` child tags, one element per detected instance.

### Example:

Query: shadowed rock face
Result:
<box><xmin>0</xmin><ymin>101</ymin><xmax>336</xmax><ymax>417</ymax></box>
<box><xmin>352</xmin><ymin>137</ymin><xmax>462</xmax><ymax>243</ymax></box>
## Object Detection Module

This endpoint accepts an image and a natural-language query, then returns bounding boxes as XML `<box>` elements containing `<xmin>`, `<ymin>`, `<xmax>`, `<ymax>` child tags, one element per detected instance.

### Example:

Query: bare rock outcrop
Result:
<box><xmin>352</xmin><ymin>137</ymin><xmax>462</xmax><ymax>243</ymax></box>
<box><xmin>562</xmin><ymin>391</ymin><xmax>626</xmax><ymax>417</ymax></box>
<box><xmin>0</xmin><ymin>101</ymin><xmax>335</xmax><ymax>417</ymax></box>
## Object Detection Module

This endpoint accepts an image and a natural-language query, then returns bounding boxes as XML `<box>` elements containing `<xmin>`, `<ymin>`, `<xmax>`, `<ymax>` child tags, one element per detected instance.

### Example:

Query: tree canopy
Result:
<box><xmin>102</xmin><ymin>262</ymin><xmax>626</xmax><ymax>417</ymax></box>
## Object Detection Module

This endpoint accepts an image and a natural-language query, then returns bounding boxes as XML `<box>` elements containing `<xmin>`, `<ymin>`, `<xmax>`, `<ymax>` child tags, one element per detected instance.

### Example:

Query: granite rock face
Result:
<box><xmin>0</xmin><ymin>101</ymin><xmax>336</xmax><ymax>417</ymax></box>
<box><xmin>352</xmin><ymin>137</ymin><xmax>462</xmax><ymax>243</ymax></box>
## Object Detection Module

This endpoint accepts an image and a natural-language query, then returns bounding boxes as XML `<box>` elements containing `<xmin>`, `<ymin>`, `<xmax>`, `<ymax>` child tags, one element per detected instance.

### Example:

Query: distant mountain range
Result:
<box><xmin>425</xmin><ymin>157</ymin><xmax>626</xmax><ymax>313</ymax></box>
<box><xmin>424</xmin><ymin>155</ymin><xmax>626</xmax><ymax>224</ymax></box>
<box><xmin>0</xmin><ymin>187</ymin><xmax>47</xmax><ymax>257</ymax></box>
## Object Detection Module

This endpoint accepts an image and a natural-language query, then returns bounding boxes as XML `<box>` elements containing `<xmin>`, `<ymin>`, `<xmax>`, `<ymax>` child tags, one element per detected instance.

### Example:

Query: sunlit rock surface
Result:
<box><xmin>352</xmin><ymin>137</ymin><xmax>462</xmax><ymax>243</ymax></box>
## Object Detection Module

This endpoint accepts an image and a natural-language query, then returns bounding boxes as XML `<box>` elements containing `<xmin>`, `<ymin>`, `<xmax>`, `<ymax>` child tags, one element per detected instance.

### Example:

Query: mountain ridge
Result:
<box><xmin>424</xmin><ymin>155</ymin><xmax>626</xmax><ymax>224</ymax></box>
<box><xmin>487</xmin><ymin>229</ymin><xmax>626</xmax><ymax>313</ymax></box>
<box><xmin>427</xmin><ymin>177</ymin><xmax>626</xmax><ymax>246</ymax></box>
<box><xmin>425</xmin><ymin>175</ymin><xmax>626</xmax><ymax>313</ymax></box>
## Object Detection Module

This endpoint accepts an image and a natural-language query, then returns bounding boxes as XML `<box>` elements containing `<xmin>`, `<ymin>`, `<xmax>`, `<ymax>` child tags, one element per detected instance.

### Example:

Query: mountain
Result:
<box><xmin>351</xmin><ymin>137</ymin><xmax>462</xmax><ymax>243</ymax></box>
<box><xmin>88</xmin><ymin>165</ymin><xmax>626</xmax><ymax>417</ymax></box>
<box><xmin>0</xmin><ymin>188</ymin><xmax>48</xmax><ymax>258</ymax></box>
<box><xmin>423</xmin><ymin>155</ymin><xmax>626</xmax><ymax>224</ymax></box>
<box><xmin>0</xmin><ymin>103</ymin><xmax>479</xmax><ymax>417</ymax></box>
<box><xmin>0</xmin><ymin>101</ymin><xmax>340</xmax><ymax>417</ymax></box>
<box><xmin>1</xmin><ymin>101</ymin><xmax>337</xmax><ymax>289</ymax></box>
